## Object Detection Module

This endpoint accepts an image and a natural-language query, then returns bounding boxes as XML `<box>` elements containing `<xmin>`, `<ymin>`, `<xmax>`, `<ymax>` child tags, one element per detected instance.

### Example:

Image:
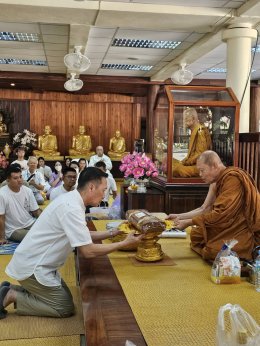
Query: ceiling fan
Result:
<box><xmin>64</xmin><ymin>46</ymin><xmax>91</xmax><ymax>73</ymax></box>
<box><xmin>64</xmin><ymin>73</ymin><xmax>83</xmax><ymax>92</ymax></box>
<box><xmin>171</xmin><ymin>63</ymin><xmax>193</xmax><ymax>85</ymax></box>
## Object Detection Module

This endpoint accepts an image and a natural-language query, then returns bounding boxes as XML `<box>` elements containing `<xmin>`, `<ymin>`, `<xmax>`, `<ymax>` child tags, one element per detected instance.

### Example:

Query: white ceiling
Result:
<box><xmin>0</xmin><ymin>0</ymin><xmax>259</xmax><ymax>81</ymax></box>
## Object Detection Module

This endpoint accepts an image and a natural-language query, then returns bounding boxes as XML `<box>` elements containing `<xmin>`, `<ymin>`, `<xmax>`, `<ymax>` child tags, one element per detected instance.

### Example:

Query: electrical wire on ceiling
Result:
<box><xmin>240</xmin><ymin>28</ymin><xmax>259</xmax><ymax>106</ymax></box>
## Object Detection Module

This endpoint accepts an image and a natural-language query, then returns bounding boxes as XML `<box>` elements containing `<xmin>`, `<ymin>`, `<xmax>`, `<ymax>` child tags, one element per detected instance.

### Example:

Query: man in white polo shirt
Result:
<box><xmin>0</xmin><ymin>165</ymin><xmax>42</xmax><ymax>244</ymax></box>
<box><xmin>0</xmin><ymin>167</ymin><xmax>142</xmax><ymax>319</ymax></box>
<box><xmin>50</xmin><ymin>167</ymin><xmax>77</xmax><ymax>201</ymax></box>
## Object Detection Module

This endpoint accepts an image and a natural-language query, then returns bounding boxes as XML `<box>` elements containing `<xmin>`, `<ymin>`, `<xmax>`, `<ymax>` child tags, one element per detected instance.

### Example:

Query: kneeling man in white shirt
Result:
<box><xmin>1</xmin><ymin>167</ymin><xmax>142</xmax><ymax>320</ymax></box>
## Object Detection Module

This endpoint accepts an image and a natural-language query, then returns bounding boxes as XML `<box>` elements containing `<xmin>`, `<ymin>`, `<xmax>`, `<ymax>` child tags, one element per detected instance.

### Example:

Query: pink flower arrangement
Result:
<box><xmin>119</xmin><ymin>152</ymin><xmax>158</xmax><ymax>179</ymax></box>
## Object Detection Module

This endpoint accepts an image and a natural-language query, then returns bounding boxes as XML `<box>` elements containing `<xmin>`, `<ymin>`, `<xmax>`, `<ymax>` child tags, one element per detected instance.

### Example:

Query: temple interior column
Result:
<box><xmin>222</xmin><ymin>23</ymin><xmax>257</xmax><ymax>132</ymax></box>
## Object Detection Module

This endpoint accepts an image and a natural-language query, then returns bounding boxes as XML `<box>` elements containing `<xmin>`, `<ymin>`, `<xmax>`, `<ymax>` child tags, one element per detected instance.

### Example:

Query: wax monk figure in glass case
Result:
<box><xmin>172</xmin><ymin>108</ymin><xmax>212</xmax><ymax>177</ymax></box>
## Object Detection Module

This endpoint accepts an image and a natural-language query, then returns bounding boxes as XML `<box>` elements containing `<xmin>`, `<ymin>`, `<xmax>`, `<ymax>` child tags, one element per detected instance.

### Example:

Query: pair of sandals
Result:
<box><xmin>0</xmin><ymin>281</ymin><xmax>10</xmax><ymax>319</ymax></box>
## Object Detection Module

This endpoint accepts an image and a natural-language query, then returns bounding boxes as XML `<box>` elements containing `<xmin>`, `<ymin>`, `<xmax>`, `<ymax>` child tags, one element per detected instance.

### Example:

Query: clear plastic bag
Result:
<box><xmin>211</xmin><ymin>239</ymin><xmax>241</xmax><ymax>284</ymax></box>
<box><xmin>217</xmin><ymin>304</ymin><xmax>260</xmax><ymax>346</ymax></box>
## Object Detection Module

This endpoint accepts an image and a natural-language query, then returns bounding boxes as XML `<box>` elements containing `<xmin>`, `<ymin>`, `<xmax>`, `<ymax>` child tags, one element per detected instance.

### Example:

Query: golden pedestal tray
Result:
<box><xmin>135</xmin><ymin>229</ymin><xmax>164</xmax><ymax>262</ymax></box>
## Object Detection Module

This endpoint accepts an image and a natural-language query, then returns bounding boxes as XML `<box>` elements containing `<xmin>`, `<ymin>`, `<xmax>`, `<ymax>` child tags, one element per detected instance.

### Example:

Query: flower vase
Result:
<box><xmin>137</xmin><ymin>181</ymin><xmax>147</xmax><ymax>193</ymax></box>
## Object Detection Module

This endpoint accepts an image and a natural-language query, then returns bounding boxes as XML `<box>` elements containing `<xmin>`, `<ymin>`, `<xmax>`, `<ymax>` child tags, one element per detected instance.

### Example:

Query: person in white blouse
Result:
<box><xmin>89</xmin><ymin>146</ymin><xmax>112</xmax><ymax>171</ymax></box>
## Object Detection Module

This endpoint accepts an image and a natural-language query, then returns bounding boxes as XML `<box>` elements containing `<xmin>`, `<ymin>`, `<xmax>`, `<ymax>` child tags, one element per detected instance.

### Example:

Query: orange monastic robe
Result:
<box><xmin>190</xmin><ymin>167</ymin><xmax>260</xmax><ymax>260</ymax></box>
<box><xmin>172</xmin><ymin>124</ymin><xmax>212</xmax><ymax>177</ymax></box>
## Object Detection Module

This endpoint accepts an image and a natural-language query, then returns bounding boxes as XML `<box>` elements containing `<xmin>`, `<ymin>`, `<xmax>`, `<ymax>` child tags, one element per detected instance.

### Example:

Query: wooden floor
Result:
<box><xmin>76</xmin><ymin>222</ymin><xmax>146</xmax><ymax>346</ymax></box>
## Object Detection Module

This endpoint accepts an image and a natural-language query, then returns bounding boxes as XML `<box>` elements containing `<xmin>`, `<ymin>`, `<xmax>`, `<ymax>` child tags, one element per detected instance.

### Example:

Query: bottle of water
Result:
<box><xmin>255</xmin><ymin>250</ymin><xmax>260</xmax><ymax>292</ymax></box>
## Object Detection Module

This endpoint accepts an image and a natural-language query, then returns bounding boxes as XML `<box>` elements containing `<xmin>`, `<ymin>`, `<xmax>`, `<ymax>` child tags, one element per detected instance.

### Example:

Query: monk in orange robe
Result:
<box><xmin>173</xmin><ymin>108</ymin><xmax>212</xmax><ymax>177</ymax></box>
<box><xmin>168</xmin><ymin>150</ymin><xmax>260</xmax><ymax>260</ymax></box>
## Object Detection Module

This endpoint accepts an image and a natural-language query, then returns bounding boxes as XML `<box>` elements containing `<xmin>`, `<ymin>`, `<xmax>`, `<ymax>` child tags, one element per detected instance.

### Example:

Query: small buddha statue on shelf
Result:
<box><xmin>154</xmin><ymin>128</ymin><xmax>167</xmax><ymax>163</ymax></box>
<box><xmin>108</xmin><ymin>130</ymin><xmax>128</xmax><ymax>159</ymax></box>
<box><xmin>69</xmin><ymin>125</ymin><xmax>94</xmax><ymax>157</ymax></box>
<box><xmin>3</xmin><ymin>143</ymin><xmax>11</xmax><ymax>159</ymax></box>
<box><xmin>33</xmin><ymin>125</ymin><xmax>61</xmax><ymax>158</ymax></box>
<box><xmin>0</xmin><ymin>114</ymin><xmax>8</xmax><ymax>135</ymax></box>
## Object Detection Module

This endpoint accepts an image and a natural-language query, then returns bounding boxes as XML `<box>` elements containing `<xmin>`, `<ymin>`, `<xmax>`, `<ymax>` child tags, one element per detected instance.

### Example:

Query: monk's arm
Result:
<box><xmin>167</xmin><ymin>183</ymin><xmax>216</xmax><ymax>221</ymax></box>
<box><xmin>192</xmin><ymin>175</ymin><xmax>243</xmax><ymax>227</ymax></box>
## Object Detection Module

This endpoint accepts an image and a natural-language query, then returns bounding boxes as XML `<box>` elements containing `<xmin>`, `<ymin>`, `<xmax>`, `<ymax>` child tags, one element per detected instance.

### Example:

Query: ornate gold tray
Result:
<box><xmin>111</xmin><ymin>222</ymin><xmax>140</xmax><ymax>251</ymax></box>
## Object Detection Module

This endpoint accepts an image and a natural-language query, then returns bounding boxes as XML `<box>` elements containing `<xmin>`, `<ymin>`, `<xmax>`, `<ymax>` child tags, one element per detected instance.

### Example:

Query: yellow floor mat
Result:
<box><xmin>94</xmin><ymin>220</ymin><xmax>260</xmax><ymax>346</ymax></box>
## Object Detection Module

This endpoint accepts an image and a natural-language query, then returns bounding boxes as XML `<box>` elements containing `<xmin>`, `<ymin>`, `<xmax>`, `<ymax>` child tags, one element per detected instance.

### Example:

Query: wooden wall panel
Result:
<box><xmin>0</xmin><ymin>99</ymin><xmax>30</xmax><ymax>135</ymax></box>
<box><xmin>29</xmin><ymin>100</ymin><xmax>139</xmax><ymax>156</ymax></box>
<box><xmin>0</xmin><ymin>89</ymin><xmax>135</xmax><ymax>103</ymax></box>
<box><xmin>105</xmin><ymin>103</ymin><xmax>135</xmax><ymax>153</ymax></box>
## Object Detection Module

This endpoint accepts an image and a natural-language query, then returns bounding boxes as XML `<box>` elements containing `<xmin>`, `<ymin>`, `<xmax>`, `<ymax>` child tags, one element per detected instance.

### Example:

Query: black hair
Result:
<box><xmin>70</xmin><ymin>161</ymin><xmax>79</xmax><ymax>167</ymax></box>
<box><xmin>6</xmin><ymin>165</ymin><xmax>22</xmax><ymax>178</ymax></box>
<box><xmin>95</xmin><ymin>161</ymin><xmax>106</xmax><ymax>170</ymax></box>
<box><xmin>10</xmin><ymin>162</ymin><xmax>21</xmax><ymax>169</ymax></box>
<box><xmin>38</xmin><ymin>157</ymin><xmax>45</xmax><ymax>161</ymax></box>
<box><xmin>79</xmin><ymin>158</ymin><xmax>86</xmax><ymax>163</ymax></box>
<box><xmin>62</xmin><ymin>167</ymin><xmax>77</xmax><ymax>176</ymax></box>
<box><xmin>16</xmin><ymin>146</ymin><xmax>26</xmax><ymax>153</ymax></box>
<box><xmin>77</xmin><ymin>167</ymin><xmax>108</xmax><ymax>190</ymax></box>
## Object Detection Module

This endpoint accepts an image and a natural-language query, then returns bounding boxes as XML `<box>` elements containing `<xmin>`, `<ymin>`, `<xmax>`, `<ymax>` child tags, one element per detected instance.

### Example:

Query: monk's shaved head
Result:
<box><xmin>183</xmin><ymin>107</ymin><xmax>198</xmax><ymax>121</ymax></box>
<box><xmin>197</xmin><ymin>150</ymin><xmax>222</xmax><ymax>167</ymax></box>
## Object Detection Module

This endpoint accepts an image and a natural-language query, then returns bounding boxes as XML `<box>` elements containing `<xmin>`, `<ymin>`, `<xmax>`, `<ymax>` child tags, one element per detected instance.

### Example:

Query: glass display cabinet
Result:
<box><xmin>152</xmin><ymin>85</ymin><xmax>240</xmax><ymax>184</ymax></box>
<box><xmin>149</xmin><ymin>85</ymin><xmax>240</xmax><ymax>214</ymax></box>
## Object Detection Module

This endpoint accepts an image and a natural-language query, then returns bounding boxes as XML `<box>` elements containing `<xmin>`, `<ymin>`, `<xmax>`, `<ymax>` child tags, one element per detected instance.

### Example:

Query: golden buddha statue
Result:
<box><xmin>0</xmin><ymin>114</ymin><xmax>8</xmax><ymax>135</ymax></box>
<box><xmin>108</xmin><ymin>130</ymin><xmax>128</xmax><ymax>159</ymax></box>
<box><xmin>69</xmin><ymin>125</ymin><xmax>94</xmax><ymax>158</ymax></box>
<box><xmin>33</xmin><ymin>125</ymin><xmax>61</xmax><ymax>158</ymax></box>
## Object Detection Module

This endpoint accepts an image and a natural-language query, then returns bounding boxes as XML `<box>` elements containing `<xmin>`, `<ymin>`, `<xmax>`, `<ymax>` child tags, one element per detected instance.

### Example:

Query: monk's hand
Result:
<box><xmin>175</xmin><ymin>219</ymin><xmax>191</xmax><ymax>230</ymax></box>
<box><xmin>122</xmin><ymin>231</ymin><xmax>143</xmax><ymax>247</ymax></box>
<box><xmin>0</xmin><ymin>238</ymin><xmax>8</xmax><ymax>245</ymax></box>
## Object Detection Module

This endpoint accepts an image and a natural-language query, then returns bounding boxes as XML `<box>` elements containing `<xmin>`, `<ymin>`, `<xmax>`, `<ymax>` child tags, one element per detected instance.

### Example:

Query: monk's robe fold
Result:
<box><xmin>191</xmin><ymin>167</ymin><xmax>260</xmax><ymax>260</ymax></box>
<box><xmin>172</xmin><ymin>124</ymin><xmax>212</xmax><ymax>177</ymax></box>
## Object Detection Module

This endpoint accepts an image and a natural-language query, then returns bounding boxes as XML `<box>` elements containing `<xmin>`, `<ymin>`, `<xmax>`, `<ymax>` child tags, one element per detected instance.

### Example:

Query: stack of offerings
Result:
<box><xmin>211</xmin><ymin>239</ymin><xmax>241</xmax><ymax>284</ymax></box>
<box><xmin>126</xmin><ymin>210</ymin><xmax>165</xmax><ymax>262</ymax></box>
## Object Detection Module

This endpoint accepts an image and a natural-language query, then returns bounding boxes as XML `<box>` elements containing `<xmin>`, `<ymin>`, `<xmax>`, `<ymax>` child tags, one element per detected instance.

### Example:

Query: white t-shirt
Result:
<box><xmin>103</xmin><ymin>176</ymin><xmax>117</xmax><ymax>202</ymax></box>
<box><xmin>6</xmin><ymin>190</ymin><xmax>92</xmax><ymax>287</ymax></box>
<box><xmin>12</xmin><ymin>159</ymin><xmax>28</xmax><ymax>171</ymax></box>
<box><xmin>0</xmin><ymin>185</ymin><xmax>38</xmax><ymax>239</ymax></box>
<box><xmin>89</xmin><ymin>154</ymin><xmax>113</xmax><ymax>170</ymax></box>
<box><xmin>22</xmin><ymin>169</ymin><xmax>46</xmax><ymax>193</ymax></box>
<box><xmin>50</xmin><ymin>184</ymin><xmax>74</xmax><ymax>201</ymax></box>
